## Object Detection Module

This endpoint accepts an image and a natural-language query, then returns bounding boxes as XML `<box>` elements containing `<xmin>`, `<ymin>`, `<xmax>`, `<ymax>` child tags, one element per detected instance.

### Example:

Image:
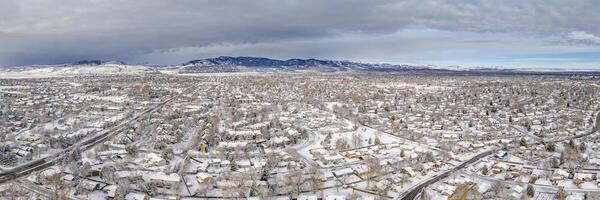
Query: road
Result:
<box><xmin>399</xmin><ymin>111</ymin><xmax>600</xmax><ymax>200</ymax></box>
<box><xmin>514</xmin><ymin>125</ymin><xmax>542</xmax><ymax>141</ymax></box>
<box><xmin>0</xmin><ymin>86</ymin><xmax>192</xmax><ymax>184</ymax></box>
<box><xmin>398</xmin><ymin>149</ymin><xmax>496</xmax><ymax>200</ymax></box>
<box><xmin>15</xmin><ymin>179</ymin><xmax>82</xmax><ymax>200</ymax></box>
<box><xmin>461</xmin><ymin>171</ymin><xmax>600</xmax><ymax>194</ymax></box>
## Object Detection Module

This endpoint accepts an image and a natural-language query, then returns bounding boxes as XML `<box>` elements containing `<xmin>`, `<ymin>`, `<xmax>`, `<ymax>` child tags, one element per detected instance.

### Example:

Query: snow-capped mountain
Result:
<box><xmin>1</xmin><ymin>60</ymin><xmax>155</xmax><ymax>78</ymax></box>
<box><xmin>171</xmin><ymin>56</ymin><xmax>431</xmax><ymax>72</ymax></box>
<box><xmin>1</xmin><ymin>57</ymin><xmax>599</xmax><ymax>78</ymax></box>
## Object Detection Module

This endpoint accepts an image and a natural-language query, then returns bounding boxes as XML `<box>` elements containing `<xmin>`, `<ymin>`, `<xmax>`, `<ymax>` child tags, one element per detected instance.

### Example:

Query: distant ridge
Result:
<box><xmin>1</xmin><ymin>56</ymin><xmax>599</xmax><ymax>76</ymax></box>
<box><xmin>172</xmin><ymin>56</ymin><xmax>430</xmax><ymax>72</ymax></box>
<box><xmin>73</xmin><ymin>60</ymin><xmax>127</xmax><ymax>66</ymax></box>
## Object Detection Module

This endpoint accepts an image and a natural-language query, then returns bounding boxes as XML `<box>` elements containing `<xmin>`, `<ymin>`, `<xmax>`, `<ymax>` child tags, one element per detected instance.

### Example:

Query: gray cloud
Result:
<box><xmin>567</xmin><ymin>31</ymin><xmax>600</xmax><ymax>45</ymax></box>
<box><xmin>1</xmin><ymin>0</ymin><xmax>599</xmax><ymax>67</ymax></box>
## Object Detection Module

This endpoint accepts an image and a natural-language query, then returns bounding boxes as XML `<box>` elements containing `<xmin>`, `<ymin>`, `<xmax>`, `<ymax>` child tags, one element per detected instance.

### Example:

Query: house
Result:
<box><xmin>115</xmin><ymin>171</ymin><xmax>143</xmax><ymax>184</ymax></box>
<box><xmin>142</xmin><ymin>153</ymin><xmax>167</xmax><ymax>168</ymax></box>
<box><xmin>491</xmin><ymin>162</ymin><xmax>508</xmax><ymax>174</ymax></box>
<box><xmin>144</xmin><ymin>172</ymin><xmax>181</xmax><ymax>189</ymax></box>
<box><xmin>76</xmin><ymin>180</ymin><xmax>101</xmax><ymax>194</ymax></box>
<box><xmin>495</xmin><ymin>151</ymin><xmax>508</xmax><ymax>159</ymax></box>
<box><xmin>196</xmin><ymin>172</ymin><xmax>213</xmax><ymax>184</ymax></box>
<box><xmin>342</xmin><ymin>150</ymin><xmax>361</xmax><ymax>159</ymax></box>
<box><xmin>442</xmin><ymin>133</ymin><xmax>458</xmax><ymax>139</ymax></box>
<box><xmin>321</xmin><ymin>154</ymin><xmax>345</xmax><ymax>165</ymax></box>
<box><xmin>197</xmin><ymin>141</ymin><xmax>208</xmax><ymax>153</ymax></box>
<box><xmin>298</xmin><ymin>195</ymin><xmax>318</xmax><ymax>200</ymax></box>
<box><xmin>333</xmin><ymin>168</ymin><xmax>354</xmax><ymax>177</ymax></box>
<box><xmin>573</xmin><ymin>173</ymin><xmax>593</xmax><ymax>183</ymax></box>
<box><xmin>553</xmin><ymin>169</ymin><xmax>570</xmax><ymax>181</ymax></box>
<box><xmin>125</xmin><ymin>193</ymin><xmax>149</xmax><ymax>200</ymax></box>
<box><xmin>97</xmin><ymin>149</ymin><xmax>128</xmax><ymax>160</ymax></box>
<box><xmin>36</xmin><ymin>167</ymin><xmax>61</xmax><ymax>184</ymax></box>
<box><xmin>511</xmin><ymin>185</ymin><xmax>524</xmax><ymax>199</ymax></box>
<box><xmin>471</xmin><ymin>142</ymin><xmax>484</xmax><ymax>149</ymax></box>
<box><xmin>402</xmin><ymin>167</ymin><xmax>417</xmax><ymax>177</ymax></box>
<box><xmin>194</xmin><ymin>162</ymin><xmax>209</xmax><ymax>173</ymax></box>
<box><xmin>225</xmin><ymin>130</ymin><xmax>263</xmax><ymax>141</ymax></box>
<box><xmin>268</xmin><ymin>136</ymin><xmax>291</xmax><ymax>147</ymax></box>
<box><xmin>325</xmin><ymin>195</ymin><xmax>346</xmax><ymax>200</ymax></box>
<box><xmin>435</xmin><ymin>184</ymin><xmax>456</xmax><ymax>196</ymax></box>
<box><xmin>90</xmin><ymin>164</ymin><xmax>103</xmax><ymax>177</ymax></box>
<box><xmin>217</xmin><ymin>141</ymin><xmax>249</xmax><ymax>151</ymax></box>
<box><xmin>567</xmin><ymin>192</ymin><xmax>586</xmax><ymax>200</ymax></box>
<box><xmin>104</xmin><ymin>185</ymin><xmax>118</xmax><ymax>199</ymax></box>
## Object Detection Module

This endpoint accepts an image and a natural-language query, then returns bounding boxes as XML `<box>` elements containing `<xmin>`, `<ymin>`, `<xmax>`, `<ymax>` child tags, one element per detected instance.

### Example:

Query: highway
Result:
<box><xmin>0</xmin><ymin>86</ymin><xmax>192</xmax><ymax>184</ymax></box>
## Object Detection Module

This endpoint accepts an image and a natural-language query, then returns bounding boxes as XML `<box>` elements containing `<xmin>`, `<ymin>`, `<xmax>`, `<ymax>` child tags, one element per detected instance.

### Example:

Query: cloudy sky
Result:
<box><xmin>1</xmin><ymin>0</ymin><xmax>599</xmax><ymax>68</ymax></box>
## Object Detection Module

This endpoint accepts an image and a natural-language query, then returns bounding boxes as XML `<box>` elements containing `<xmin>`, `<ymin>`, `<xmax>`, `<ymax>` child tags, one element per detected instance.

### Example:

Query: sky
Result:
<box><xmin>1</xmin><ymin>0</ymin><xmax>599</xmax><ymax>69</ymax></box>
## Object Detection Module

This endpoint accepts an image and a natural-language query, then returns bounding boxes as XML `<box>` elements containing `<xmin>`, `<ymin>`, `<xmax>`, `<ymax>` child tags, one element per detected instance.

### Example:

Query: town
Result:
<box><xmin>1</xmin><ymin>72</ymin><xmax>599</xmax><ymax>200</ymax></box>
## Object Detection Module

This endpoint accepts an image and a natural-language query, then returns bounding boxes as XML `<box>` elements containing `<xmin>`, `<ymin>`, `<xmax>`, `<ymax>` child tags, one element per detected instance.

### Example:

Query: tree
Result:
<box><xmin>161</xmin><ymin>147</ymin><xmax>174</xmax><ymax>159</ymax></box>
<box><xmin>101</xmin><ymin>165</ymin><xmax>116</xmax><ymax>182</ymax></box>
<box><xmin>490</xmin><ymin>180</ymin><xmax>505</xmax><ymax>198</ymax></box>
<box><xmin>79</xmin><ymin>161</ymin><xmax>91</xmax><ymax>177</ymax></box>
<box><xmin>142</xmin><ymin>182</ymin><xmax>158</xmax><ymax>196</ymax></box>
<box><xmin>374</xmin><ymin>136</ymin><xmax>381</xmax><ymax>145</ymax></box>
<box><xmin>421</xmin><ymin>152</ymin><xmax>435</xmax><ymax>163</ymax></box>
<box><xmin>347</xmin><ymin>193</ymin><xmax>361</xmax><ymax>200</ymax></box>
<box><xmin>286</xmin><ymin>169</ymin><xmax>304</xmax><ymax>197</ymax></box>
<box><xmin>595</xmin><ymin>113</ymin><xmax>600</xmax><ymax>132</ymax></box>
<box><xmin>114</xmin><ymin>185</ymin><xmax>128</xmax><ymax>199</ymax></box>
<box><xmin>125</xmin><ymin>144</ymin><xmax>138</xmax><ymax>157</ymax></box>
<box><xmin>366</xmin><ymin>157</ymin><xmax>381</xmax><ymax>189</ymax></box>
<box><xmin>351</xmin><ymin>132</ymin><xmax>363</xmax><ymax>148</ymax></box>
<box><xmin>482</xmin><ymin>165</ymin><xmax>489</xmax><ymax>176</ymax></box>
<box><xmin>230</xmin><ymin>159</ymin><xmax>238</xmax><ymax>171</ymax></box>
<box><xmin>399</xmin><ymin>174</ymin><xmax>409</xmax><ymax>187</ymax></box>
<box><xmin>4</xmin><ymin>182</ymin><xmax>23</xmax><ymax>200</ymax></box>
<box><xmin>335</xmin><ymin>138</ymin><xmax>349</xmax><ymax>151</ymax></box>
<box><xmin>308</xmin><ymin>167</ymin><xmax>323</xmax><ymax>195</ymax></box>
<box><xmin>467</xmin><ymin>183</ymin><xmax>483</xmax><ymax>200</ymax></box>
<box><xmin>519</xmin><ymin>138</ymin><xmax>527</xmax><ymax>147</ymax></box>
<box><xmin>526</xmin><ymin>184</ymin><xmax>535</xmax><ymax>197</ymax></box>
<box><xmin>551</xmin><ymin>158</ymin><xmax>560</xmax><ymax>168</ymax></box>
<box><xmin>568</xmin><ymin>139</ymin><xmax>575</xmax><ymax>149</ymax></box>
<box><xmin>48</xmin><ymin>173</ymin><xmax>70</xmax><ymax>200</ymax></box>
<box><xmin>579</xmin><ymin>141</ymin><xmax>586</xmax><ymax>151</ymax></box>
<box><xmin>556</xmin><ymin>186</ymin><xmax>567</xmax><ymax>200</ymax></box>
<box><xmin>502</xmin><ymin>143</ymin><xmax>509</xmax><ymax>151</ymax></box>
<box><xmin>545</xmin><ymin>143</ymin><xmax>556</xmax><ymax>152</ymax></box>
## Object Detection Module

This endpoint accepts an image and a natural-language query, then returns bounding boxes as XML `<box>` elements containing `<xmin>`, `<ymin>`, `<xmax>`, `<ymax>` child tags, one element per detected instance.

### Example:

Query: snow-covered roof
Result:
<box><xmin>332</xmin><ymin>168</ymin><xmax>354</xmax><ymax>177</ymax></box>
<box><xmin>144</xmin><ymin>172</ymin><xmax>180</xmax><ymax>183</ymax></box>
<box><xmin>125</xmin><ymin>193</ymin><xmax>147</xmax><ymax>200</ymax></box>
<box><xmin>325</xmin><ymin>195</ymin><xmax>346</xmax><ymax>200</ymax></box>
<box><xmin>298</xmin><ymin>195</ymin><xmax>318</xmax><ymax>200</ymax></box>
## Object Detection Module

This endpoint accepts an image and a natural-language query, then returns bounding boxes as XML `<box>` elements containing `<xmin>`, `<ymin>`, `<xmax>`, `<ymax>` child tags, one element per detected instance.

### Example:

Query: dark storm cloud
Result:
<box><xmin>1</xmin><ymin>0</ymin><xmax>599</xmax><ymax>67</ymax></box>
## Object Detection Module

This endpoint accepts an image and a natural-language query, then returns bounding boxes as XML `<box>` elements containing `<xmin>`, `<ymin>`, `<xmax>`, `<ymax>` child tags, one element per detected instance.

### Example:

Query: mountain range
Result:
<box><xmin>1</xmin><ymin>56</ymin><xmax>599</xmax><ymax>76</ymax></box>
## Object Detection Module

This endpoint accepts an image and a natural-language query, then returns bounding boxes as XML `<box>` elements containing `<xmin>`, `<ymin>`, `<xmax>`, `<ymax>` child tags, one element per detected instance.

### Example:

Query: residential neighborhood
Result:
<box><xmin>1</xmin><ymin>71</ymin><xmax>599</xmax><ymax>200</ymax></box>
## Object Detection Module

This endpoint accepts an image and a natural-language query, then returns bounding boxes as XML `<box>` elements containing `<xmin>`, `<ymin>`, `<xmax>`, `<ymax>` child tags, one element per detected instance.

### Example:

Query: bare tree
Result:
<box><xmin>351</xmin><ymin>132</ymin><xmax>363</xmax><ymax>148</ymax></box>
<box><xmin>308</xmin><ymin>167</ymin><xmax>323</xmax><ymax>195</ymax></box>
<box><xmin>335</xmin><ymin>138</ymin><xmax>350</xmax><ymax>151</ymax></box>
<box><xmin>47</xmin><ymin>173</ymin><xmax>70</xmax><ymax>200</ymax></box>
<box><xmin>286</xmin><ymin>168</ymin><xmax>305</xmax><ymax>198</ymax></box>
<box><xmin>366</xmin><ymin>157</ymin><xmax>381</xmax><ymax>189</ymax></box>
